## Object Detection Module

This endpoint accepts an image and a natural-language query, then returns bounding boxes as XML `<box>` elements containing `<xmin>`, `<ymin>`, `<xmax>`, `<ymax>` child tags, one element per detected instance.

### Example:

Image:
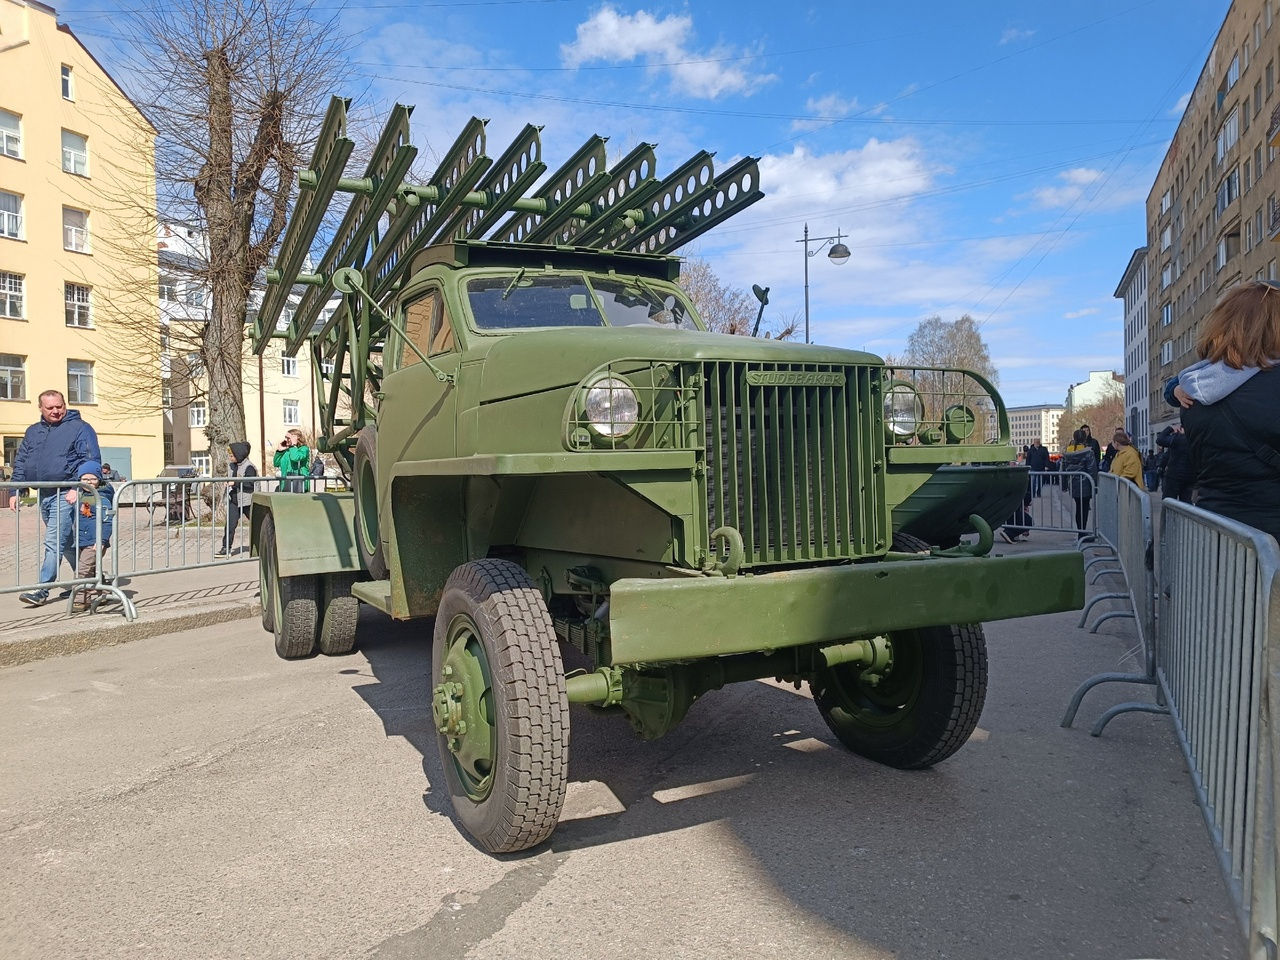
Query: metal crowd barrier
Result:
<box><xmin>1</xmin><ymin>480</ymin><xmax>132</xmax><ymax>617</ymax></box>
<box><xmin>1061</xmin><ymin>473</ymin><xmax>1163</xmax><ymax>734</ymax></box>
<box><xmin>1014</xmin><ymin>470</ymin><xmax>1097</xmax><ymax>538</ymax></box>
<box><xmin>1158</xmin><ymin>501</ymin><xmax>1279</xmax><ymax>960</ymax></box>
<box><xmin>109</xmin><ymin>474</ymin><xmax>348</xmax><ymax>583</ymax></box>
<box><xmin>3</xmin><ymin>474</ymin><xmax>349</xmax><ymax>623</ymax></box>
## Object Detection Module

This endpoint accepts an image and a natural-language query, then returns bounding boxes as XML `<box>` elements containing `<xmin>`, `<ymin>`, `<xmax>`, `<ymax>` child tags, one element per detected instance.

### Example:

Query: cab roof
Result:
<box><xmin>408</xmin><ymin>239</ymin><xmax>682</xmax><ymax>283</ymax></box>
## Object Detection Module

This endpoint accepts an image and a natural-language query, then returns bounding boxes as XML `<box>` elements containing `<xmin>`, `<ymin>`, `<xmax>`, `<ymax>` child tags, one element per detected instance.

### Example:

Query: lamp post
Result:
<box><xmin>797</xmin><ymin>223</ymin><xmax>851</xmax><ymax>344</ymax></box>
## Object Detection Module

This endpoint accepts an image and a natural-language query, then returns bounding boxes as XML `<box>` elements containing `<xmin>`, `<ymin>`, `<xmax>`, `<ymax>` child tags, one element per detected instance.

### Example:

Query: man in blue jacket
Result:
<box><xmin>9</xmin><ymin>389</ymin><xmax>101</xmax><ymax>606</ymax></box>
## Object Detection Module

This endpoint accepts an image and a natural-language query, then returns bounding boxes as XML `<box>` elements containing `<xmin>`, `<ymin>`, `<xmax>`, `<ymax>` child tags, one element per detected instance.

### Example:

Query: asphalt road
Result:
<box><xmin>0</xmin><ymin>605</ymin><xmax>1246</xmax><ymax>960</ymax></box>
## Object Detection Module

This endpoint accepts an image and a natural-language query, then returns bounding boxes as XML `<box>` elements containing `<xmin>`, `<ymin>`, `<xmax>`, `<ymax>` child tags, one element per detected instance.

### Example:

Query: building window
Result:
<box><xmin>188</xmin><ymin>401</ymin><xmax>208</xmax><ymax>428</ymax></box>
<box><xmin>1228</xmin><ymin>54</ymin><xmax>1241</xmax><ymax>90</ymax></box>
<box><xmin>1217</xmin><ymin>110</ymin><xmax>1240</xmax><ymax>163</ymax></box>
<box><xmin>1161</xmin><ymin>302</ymin><xmax>1173</xmax><ymax>326</ymax></box>
<box><xmin>184</xmin><ymin>282</ymin><xmax>204</xmax><ymax>307</ymax></box>
<box><xmin>61</xmin><ymin>130</ymin><xmax>88</xmax><ymax>176</ymax></box>
<box><xmin>67</xmin><ymin>360</ymin><xmax>94</xmax><ymax>404</ymax></box>
<box><xmin>321</xmin><ymin>360</ymin><xmax>335</xmax><ymax>376</ymax></box>
<box><xmin>185</xmin><ymin>351</ymin><xmax>204</xmax><ymax>379</ymax></box>
<box><xmin>65</xmin><ymin>283</ymin><xmax>91</xmax><ymax>327</ymax></box>
<box><xmin>1161</xmin><ymin>341</ymin><xmax>1173</xmax><ymax>365</ymax></box>
<box><xmin>0</xmin><ymin>353</ymin><xmax>25</xmax><ymax>400</ymax></box>
<box><xmin>161</xmin><ymin>384</ymin><xmax>172</xmax><ymax>408</ymax></box>
<box><xmin>1160</xmin><ymin>189</ymin><xmax>1172</xmax><ymax>214</ymax></box>
<box><xmin>1216</xmin><ymin>167</ymin><xmax>1241</xmax><ymax>215</ymax></box>
<box><xmin>62</xmin><ymin>207</ymin><xmax>89</xmax><ymax>252</ymax></box>
<box><xmin>1246</xmin><ymin>218</ymin><xmax>1254</xmax><ymax>251</ymax></box>
<box><xmin>61</xmin><ymin>65</ymin><xmax>74</xmax><ymax>101</ymax></box>
<box><xmin>0</xmin><ymin>190</ymin><xmax>22</xmax><ymax>239</ymax></box>
<box><xmin>0</xmin><ymin>110</ymin><xmax>20</xmax><ymax>159</ymax></box>
<box><xmin>1161</xmin><ymin>264</ymin><xmax>1172</xmax><ymax>289</ymax></box>
<box><xmin>282</xmin><ymin>399</ymin><xmax>300</xmax><ymax>425</ymax></box>
<box><xmin>0</xmin><ymin>272</ymin><xmax>23</xmax><ymax>318</ymax></box>
<box><xmin>1271</xmin><ymin>259</ymin><xmax>1278</xmax><ymax>280</ymax></box>
<box><xmin>1160</xmin><ymin>225</ymin><xmax>1172</xmax><ymax>251</ymax></box>
<box><xmin>191</xmin><ymin>451</ymin><xmax>212</xmax><ymax>475</ymax></box>
<box><xmin>281</xmin><ymin>356</ymin><xmax>298</xmax><ymax>378</ymax></box>
<box><xmin>159</xmin><ymin>275</ymin><xmax>177</xmax><ymax>302</ymax></box>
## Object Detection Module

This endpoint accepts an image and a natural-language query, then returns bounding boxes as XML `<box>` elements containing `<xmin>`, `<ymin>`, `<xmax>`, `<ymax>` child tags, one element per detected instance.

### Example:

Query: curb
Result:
<box><xmin>0</xmin><ymin>598</ymin><xmax>261</xmax><ymax>669</ymax></box>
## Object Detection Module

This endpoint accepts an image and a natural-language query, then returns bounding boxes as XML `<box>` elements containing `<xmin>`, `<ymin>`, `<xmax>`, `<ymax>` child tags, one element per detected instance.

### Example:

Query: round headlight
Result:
<box><xmin>585</xmin><ymin>377</ymin><xmax>639</xmax><ymax>438</ymax></box>
<box><xmin>883</xmin><ymin>383</ymin><xmax>922</xmax><ymax>438</ymax></box>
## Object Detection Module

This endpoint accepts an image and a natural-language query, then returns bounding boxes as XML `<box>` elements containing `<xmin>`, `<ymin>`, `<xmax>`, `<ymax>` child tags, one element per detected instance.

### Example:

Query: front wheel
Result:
<box><xmin>810</xmin><ymin>623</ymin><xmax>987</xmax><ymax>769</ymax></box>
<box><xmin>431</xmin><ymin>559</ymin><xmax>569</xmax><ymax>853</ymax></box>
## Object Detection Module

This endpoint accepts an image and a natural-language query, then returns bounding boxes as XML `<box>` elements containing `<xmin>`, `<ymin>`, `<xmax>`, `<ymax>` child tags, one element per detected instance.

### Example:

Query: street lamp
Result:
<box><xmin>797</xmin><ymin>223</ymin><xmax>850</xmax><ymax>344</ymax></box>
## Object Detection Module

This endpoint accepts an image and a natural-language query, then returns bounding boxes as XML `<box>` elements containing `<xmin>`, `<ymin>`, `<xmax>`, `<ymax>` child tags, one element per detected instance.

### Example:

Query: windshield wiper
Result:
<box><xmin>636</xmin><ymin>278</ymin><xmax>681</xmax><ymax>327</ymax></box>
<box><xmin>501</xmin><ymin>268</ymin><xmax>527</xmax><ymax>301</ymax></box>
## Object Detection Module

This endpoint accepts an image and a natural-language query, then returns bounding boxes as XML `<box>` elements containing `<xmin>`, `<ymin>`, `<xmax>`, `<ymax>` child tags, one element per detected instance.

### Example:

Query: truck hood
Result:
<box><xmin>471</xmin><ymin>326</ymin><xmax>883</xmax><ymax>405</ymax></box>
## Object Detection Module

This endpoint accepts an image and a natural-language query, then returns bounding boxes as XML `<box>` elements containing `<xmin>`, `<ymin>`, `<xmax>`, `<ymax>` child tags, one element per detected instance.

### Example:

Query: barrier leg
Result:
<box><xmin>1061</xmin><ymin>672</ymin><xmax>1160</xmax><ymax>729</ymax></box>
<box><xmin>1077</xmin><ymin>592</ymin><xmax>1130</xmax><ymax>628</ymax></box>
<box><xmin>1090</xmin><ymin>697</ymin><xmax>1171</xmax><ymax>737</ymax></box>
<box><xmin>1088</xmin><ymin>610</ymin><xmax>1136</xmax><ymax>634</ymax></box>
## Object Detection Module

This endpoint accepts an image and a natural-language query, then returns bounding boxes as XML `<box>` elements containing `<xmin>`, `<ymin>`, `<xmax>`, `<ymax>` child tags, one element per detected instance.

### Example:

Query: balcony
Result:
<box><xmin>1270</xmin><ymin>196</ymin><xmax>1280</xmax><ymax>240</ymax></box>
<box><xmin>1271</xmin><ymin>104</ymin><xmax>1280</xmax><ymax>148</ymax></box>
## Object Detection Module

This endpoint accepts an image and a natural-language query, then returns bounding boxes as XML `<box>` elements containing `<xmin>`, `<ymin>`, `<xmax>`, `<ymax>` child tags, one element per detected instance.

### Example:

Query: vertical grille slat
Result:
<box><xmin>702</xmin><ymin>361</ymin><xmax>880</xmax><ymax>568</ymax></box>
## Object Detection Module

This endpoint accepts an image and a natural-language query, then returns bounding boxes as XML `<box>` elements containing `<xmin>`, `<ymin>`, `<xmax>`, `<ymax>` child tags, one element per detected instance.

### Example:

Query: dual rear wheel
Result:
<box><xmin>258</xmin><ymin>515</ymin><xmax>360</xmax><ymax>659</ymax></box>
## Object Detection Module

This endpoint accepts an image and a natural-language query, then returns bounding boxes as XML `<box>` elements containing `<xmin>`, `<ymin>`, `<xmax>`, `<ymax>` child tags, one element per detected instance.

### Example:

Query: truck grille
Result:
<box><xmin>701</xmin><ymin>361</ymin><xmax>883</xmax><ymax>566</ymax></box>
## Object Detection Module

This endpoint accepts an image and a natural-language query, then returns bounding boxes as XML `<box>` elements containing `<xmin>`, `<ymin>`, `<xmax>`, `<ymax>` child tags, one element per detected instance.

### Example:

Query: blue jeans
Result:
<box><xmin>38</xmin><ymin>494</ymin><xmax>78</xmax><ymax>589</ymax></box>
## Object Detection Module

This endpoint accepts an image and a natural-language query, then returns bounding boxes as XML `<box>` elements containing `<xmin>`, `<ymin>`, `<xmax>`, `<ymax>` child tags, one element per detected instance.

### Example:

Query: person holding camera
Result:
<box><xmin>272</xmin><ymin>429</ymin><xmax>312</xmax><ymax>493</ymax></box>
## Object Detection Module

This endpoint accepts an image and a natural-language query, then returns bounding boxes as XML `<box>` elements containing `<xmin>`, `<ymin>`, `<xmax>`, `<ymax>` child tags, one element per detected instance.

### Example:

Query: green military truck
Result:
<box><xmin>249</xmin><ymin>99</ymin><xmax>1085</xmax><ymax>853</ymax></box>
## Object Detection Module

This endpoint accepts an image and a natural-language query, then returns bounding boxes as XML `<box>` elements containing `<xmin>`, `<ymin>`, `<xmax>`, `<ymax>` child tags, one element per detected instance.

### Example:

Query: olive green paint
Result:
<box><xmin>606</xmin><ymin>550</ymin><xmax>1085</xmax><ymax>665</ymax></box>
<box><xmin>249</xmin><ymin>491</ymin><xmax>360</xmax><ymax>578</ymax></box>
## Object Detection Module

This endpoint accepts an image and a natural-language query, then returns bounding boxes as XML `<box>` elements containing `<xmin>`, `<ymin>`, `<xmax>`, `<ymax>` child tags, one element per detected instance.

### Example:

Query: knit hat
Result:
<box><xmin>78</xmin><ymin>460</ymin><xmax>103</xmax><ymax>479</ymax></box>
<box><xmin>229</xmin><ymin>442</ymin><xmax>251</xmax><ymax>463</ymax></box>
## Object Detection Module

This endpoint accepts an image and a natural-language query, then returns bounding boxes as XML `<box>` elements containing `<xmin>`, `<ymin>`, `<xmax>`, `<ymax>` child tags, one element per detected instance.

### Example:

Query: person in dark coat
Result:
<box><xmin>1079</xmin><ymin>424</ymin><xmax>1102</xmax><ymax>462</ymax></box>
<box><xmin>1025</xmin><ymin>438</ymin><xmax>1050</xmax><ymax>495</ymax></box>
<box><xmin>216</xmin><ymin>442</ymin><xmax>258</xmax><ymax>558</ymax></box>
<box><xmin>9</xmin><ymin>389</ymin><xmax>101</xmax><ymax>606</ymax></box>
<box><xmin>1173</xmin><ymin>281</ymin><xmax>1280</xmax><ymax>542</ymax></box>
<box><xmin>1156</xmin><ymin>424</ymin><xmax>1195</xmax><ymax>502</ymax></box>
<box><xmin>1061</xmin><ymin>429</ymin><xmax>1099</xmax><ymax>537</ymax></box>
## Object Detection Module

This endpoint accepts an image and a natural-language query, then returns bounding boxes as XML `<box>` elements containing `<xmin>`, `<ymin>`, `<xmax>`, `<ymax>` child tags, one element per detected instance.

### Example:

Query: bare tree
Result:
<box><xmin>1058</xmin><ymin>395</ymin><xmax>1127</xmax><ymax>453</ymax></box>
<box><xmin>93</xmin><ymin>0</ymin><xmax>347</xmax><ymax>474</ymax></box>
<box><xmin>677</xmin><ymin>257</ymin><xmax>798</xmax><ymax>339</ymax></box>
<box><xmin>902</xmin><ymin>314</ymin><xmax>999</xmax><ymax>383</ymax></box>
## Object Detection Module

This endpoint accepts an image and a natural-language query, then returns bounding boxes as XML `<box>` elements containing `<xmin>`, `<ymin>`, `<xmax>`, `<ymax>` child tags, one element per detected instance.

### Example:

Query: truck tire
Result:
<box><xmin>317</xmin><ymin>572</ymin><xmax>360</xmax><ymax>656</ymax></box>
<box><xmin>892</xmin><ymin>531</ymin><xmax>931</xmax><ymax>554</ymax></box>
<box><xmin>353</xmin><ymin>427</ymin><xmax>389</xmax><ymax>580</ymax></box>
<box><xmin>811</xmin><ymin>622</ymin><xmax>988</xmax><ymax>769</ymax></box>
<box><xmin>261</xmin><ymin>514</ymin><xmax>319</xmax><ymax>660</ymax></box>
<box><xmin>431</xmin><ymin>559</ymin><xmax>569</xmax><ymax>853</ymax></box>
<box><xmin>258</xmin><ymin>518</ymin><xmax>276</xmax><ymax>634</ymax></box>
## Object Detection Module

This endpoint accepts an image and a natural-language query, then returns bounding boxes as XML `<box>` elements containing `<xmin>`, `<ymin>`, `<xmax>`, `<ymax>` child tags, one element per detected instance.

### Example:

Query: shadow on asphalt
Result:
<box><xmin>344</xmin><ymin>598</ymin><xmax>1239</xmax><ymax>959</ymax></box>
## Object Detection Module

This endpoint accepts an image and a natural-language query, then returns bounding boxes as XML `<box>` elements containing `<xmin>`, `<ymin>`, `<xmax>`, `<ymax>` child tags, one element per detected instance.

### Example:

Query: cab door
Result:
<box><xmin>380</xmin><ymin>286</ymin><xmax>460</xmax><ymax>466</ymax></box>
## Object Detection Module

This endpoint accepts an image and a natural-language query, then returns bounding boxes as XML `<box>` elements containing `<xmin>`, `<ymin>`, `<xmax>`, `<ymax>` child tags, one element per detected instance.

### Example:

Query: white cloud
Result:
<box><xmin>1064</xmin><ymin>307</ymin><xmax>1101</xmax><ymax>319</ymax></box>
<box><xmin>1027</xmin><ymin>167</ymin><xmax>1104</xmax><ymax>208</ymax></box>
<box><xmin>1170</xmin><ymin>91</ymin><xmax>1191</xmax><ymax>116</ymax></box>
<box><xmin>999</xmin><ymin>27</ymin><xmax>1035</xmax><ymax>45</ymax></box>
<box><xmin>560</xmin><ymin>5</ymin><xmax>773</xmax><ymax>99</ymax></box>
<box><xmin>790</xmin><ymin>92</ymin><xmax>861</xmax><ymax>131</ymax></box>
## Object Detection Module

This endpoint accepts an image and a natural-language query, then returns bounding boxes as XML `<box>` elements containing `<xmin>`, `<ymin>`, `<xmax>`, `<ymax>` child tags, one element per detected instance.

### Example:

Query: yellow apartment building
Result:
<box><xmin>0</xmin><ymin>0</ymin><xmax>163</xmax><ymax>479</ymax></box>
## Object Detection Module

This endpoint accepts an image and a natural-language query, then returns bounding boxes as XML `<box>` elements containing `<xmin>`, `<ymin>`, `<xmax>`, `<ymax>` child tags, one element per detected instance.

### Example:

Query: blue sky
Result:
<box><xmin>61</xmin><ymin>0</ymin><xmax>1230</xmax><ymax>406</ymax></box>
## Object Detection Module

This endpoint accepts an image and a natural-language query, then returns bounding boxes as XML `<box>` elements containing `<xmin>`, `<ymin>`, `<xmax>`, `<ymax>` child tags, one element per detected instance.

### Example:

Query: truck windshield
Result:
<box><xmin>466</xmin><ymin>272</ymin><xmax>699</xmax><ymax>331</ymax></box>
<box><xmin>590</xmin><ymin>277</ymin><xmax>695</xmax><ymax>328</ymax></box>
<box><xmin>467</xmin><ymin>275</ymin><xmax>605</xmax><ymax>330</ymax></box>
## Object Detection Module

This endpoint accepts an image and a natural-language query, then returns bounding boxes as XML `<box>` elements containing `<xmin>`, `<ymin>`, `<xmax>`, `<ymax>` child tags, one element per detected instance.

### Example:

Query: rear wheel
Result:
<box><xmin>261</xmin><ymin>514</ymin><xmax>318</xmax><ymax>660</ymax></box>
<box><xmin>811</xmin><ymin>622</ymin><xmax>987</xmax><ymax>769</ymax></box>
<box><xmin>353</xmin><ymin>427</ymin><xmax>388</xmax><ymax>580</ymax></box>
<box><xmin>317</xmin><ymin>572</ymin><xmax>360</xmax><ymax>656</ymax></box>
<box><xmin>431</xmin><ymin>559</ymin><xmax>569</xmax><ymax>853</ymax></box>
<box><xmin>258</xmin><ymin>519</ymin><xmax>276</xmax><ymax>634</ymax></box>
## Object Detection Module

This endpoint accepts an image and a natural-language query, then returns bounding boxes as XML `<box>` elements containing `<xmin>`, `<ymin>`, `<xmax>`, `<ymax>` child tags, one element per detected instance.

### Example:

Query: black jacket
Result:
<box><xmin>1181</xmin><ymin>367</ymin><xmax>1280</xmax><ymax>541</ymax></box>
<box><xmin>1025</xmin><ymin>444</ymin><xmax>1050</xmax><ymax>471</ymax></box>
<box><xmin>1156</xmin><ymin>426</ymin><xmax>1194</xmax><ymax>481</ymax></box>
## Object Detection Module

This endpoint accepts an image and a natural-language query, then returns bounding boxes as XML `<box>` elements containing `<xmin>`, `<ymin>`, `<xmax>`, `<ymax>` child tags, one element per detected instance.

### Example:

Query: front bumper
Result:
<box><xmin>607</xmin><ymin>550</ymin><xmax>1084</xmax><ymax>665</ymax></box>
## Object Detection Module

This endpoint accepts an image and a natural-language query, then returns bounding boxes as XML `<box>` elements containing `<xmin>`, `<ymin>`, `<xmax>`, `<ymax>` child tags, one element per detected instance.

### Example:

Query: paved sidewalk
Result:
<box><xmin>0</xmin><ymin>559</ymin><xmax>261</xmax><ymax>667</ymax></box>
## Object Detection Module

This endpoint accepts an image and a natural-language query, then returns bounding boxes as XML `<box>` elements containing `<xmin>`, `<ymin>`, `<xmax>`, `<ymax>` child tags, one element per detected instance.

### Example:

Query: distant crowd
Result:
<box><xmin>1002</xmin><ymin>279</ymin><xmax>1279</xmax><ymax>546</ymax></box>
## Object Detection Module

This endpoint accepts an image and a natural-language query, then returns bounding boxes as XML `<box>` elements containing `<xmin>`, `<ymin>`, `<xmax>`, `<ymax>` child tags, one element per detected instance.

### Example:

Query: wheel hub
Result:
<box><xmin>434</xmin><ymin>617</ymin><xmax>496</xmax><ymax>801</ymax></box>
